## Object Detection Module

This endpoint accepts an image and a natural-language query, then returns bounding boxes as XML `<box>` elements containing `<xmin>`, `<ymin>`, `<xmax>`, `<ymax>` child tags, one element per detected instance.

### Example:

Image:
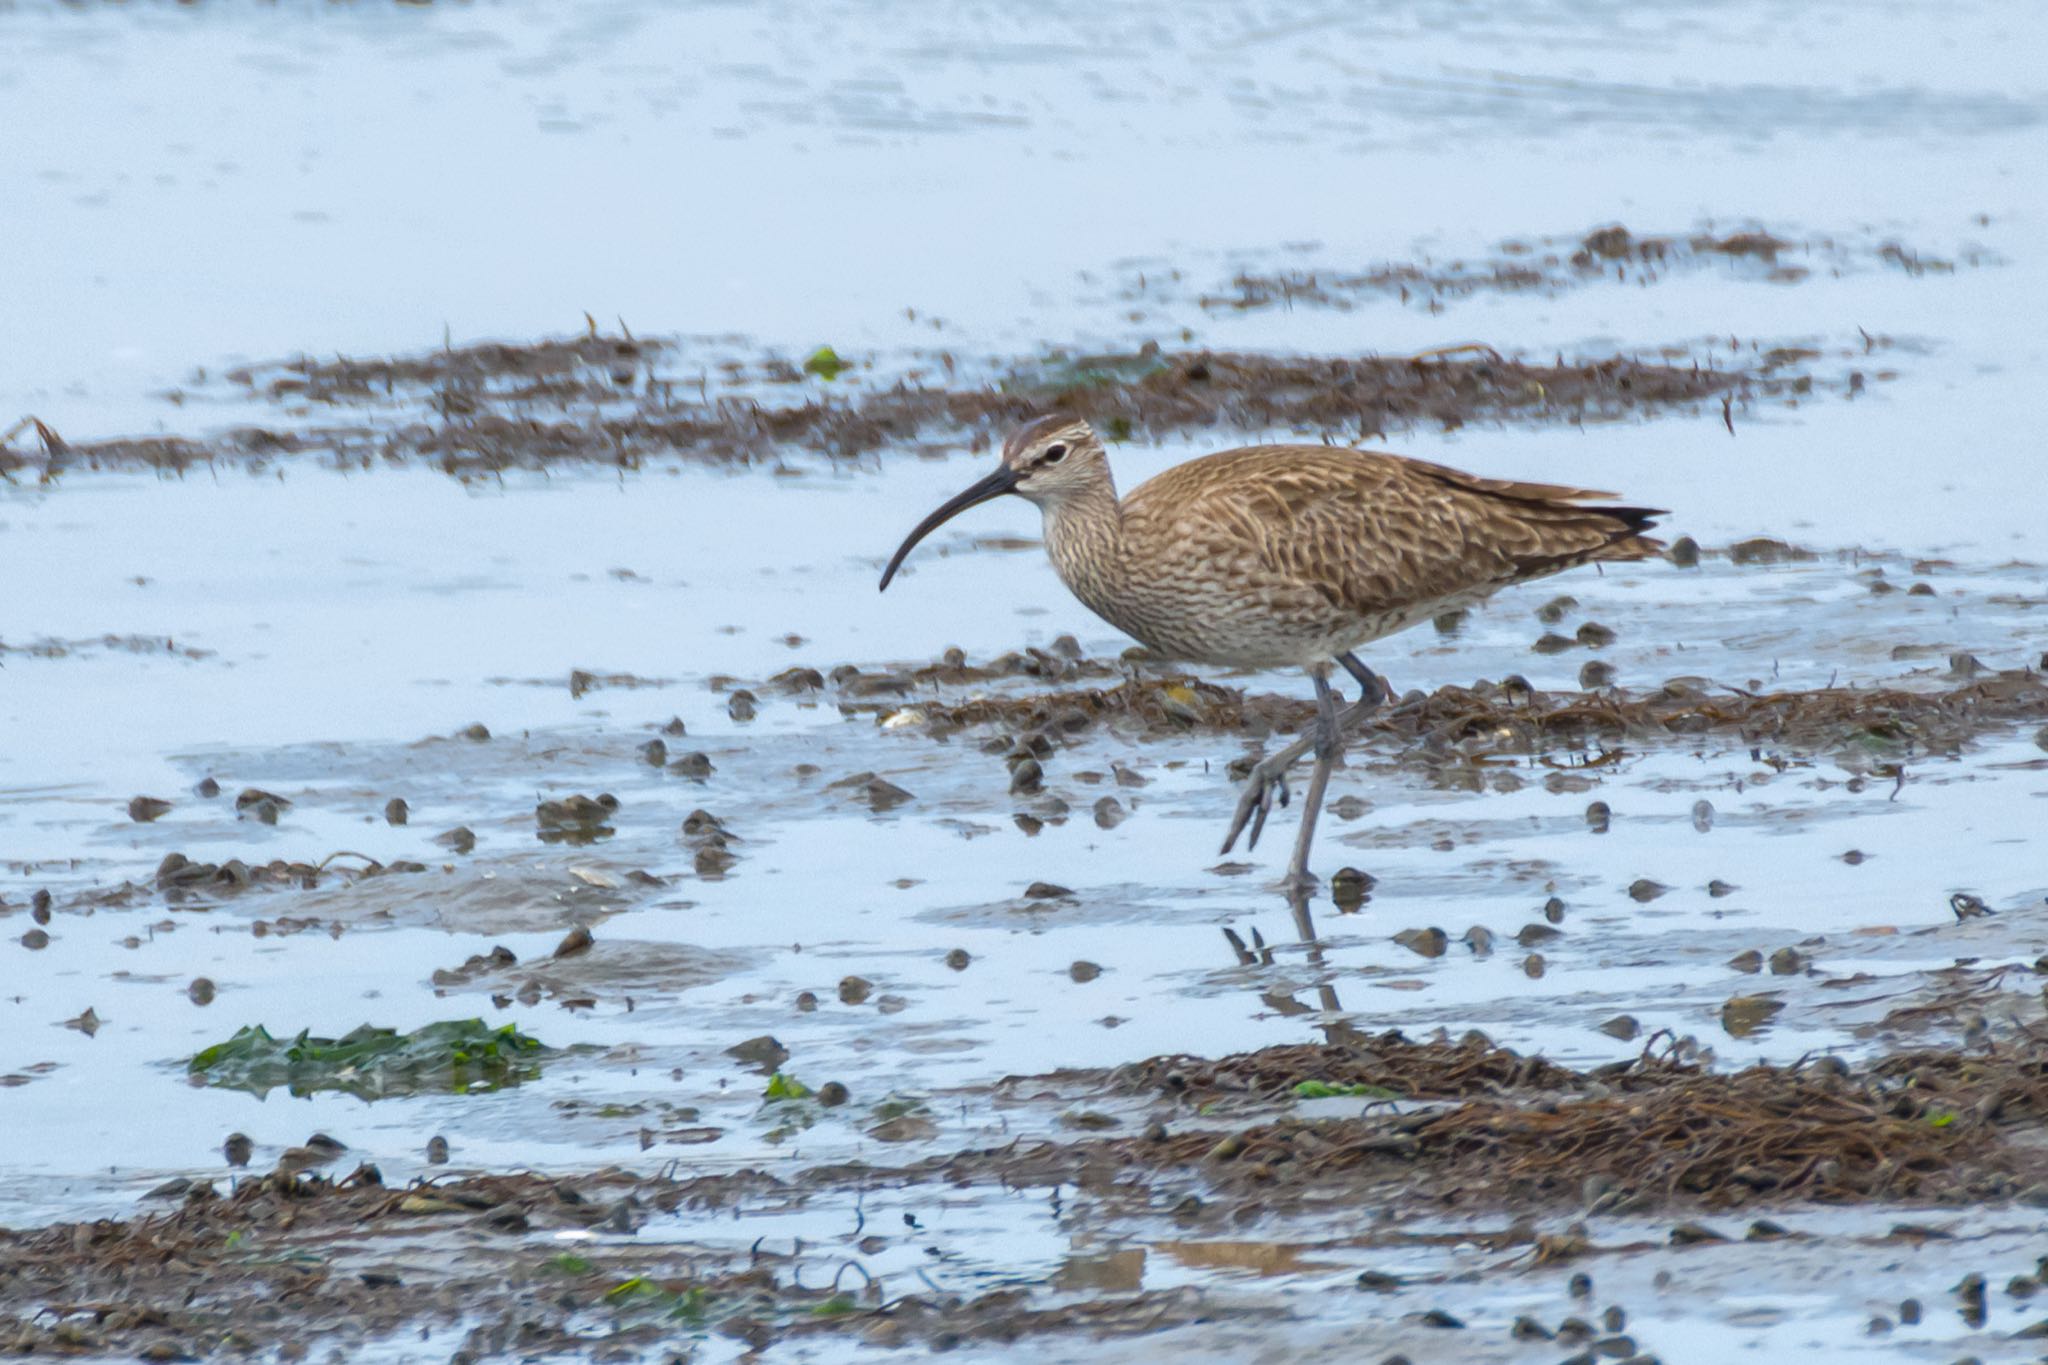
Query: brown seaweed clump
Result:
<box><xmin>7</xmin><ymin>329</ymin><xmax>1774</xmax><ymax>480</ymax></box>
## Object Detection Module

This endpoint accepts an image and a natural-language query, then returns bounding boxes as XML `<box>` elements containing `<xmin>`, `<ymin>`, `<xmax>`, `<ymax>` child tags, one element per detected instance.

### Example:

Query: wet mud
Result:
<box><xmin>6</xmin><ymin>328</ymin><xmax>1816</xmax><ymax>481</ymax></box>
<box><xmin>5</xmin><ymin>2</ymin><xmax>2046</xmax><ymax>1357</ymax></box>
<box><xmin>1185</xmin><ymin>223</ymin><xmax>1997</xmax><ymax>316</ymax></box>
<box><xmin>8</xmin><ymin>1029</ymin><xmax>2048</xmax><ymax>1360</ymax></box>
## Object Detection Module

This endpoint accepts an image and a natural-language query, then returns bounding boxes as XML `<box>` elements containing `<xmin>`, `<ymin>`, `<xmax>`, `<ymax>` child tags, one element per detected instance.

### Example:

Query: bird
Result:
<box><xmin>879</xmin><ymin>415</ymin><xmax>1664</xmax><ymax>894</ymax></box>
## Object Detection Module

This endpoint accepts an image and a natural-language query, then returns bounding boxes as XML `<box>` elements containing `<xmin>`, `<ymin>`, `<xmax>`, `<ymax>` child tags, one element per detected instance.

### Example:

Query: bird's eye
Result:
<box><xmin>1041</xmin><ymin>443</ymin><xmax>1069</xmax><ymax>465</ymax></box>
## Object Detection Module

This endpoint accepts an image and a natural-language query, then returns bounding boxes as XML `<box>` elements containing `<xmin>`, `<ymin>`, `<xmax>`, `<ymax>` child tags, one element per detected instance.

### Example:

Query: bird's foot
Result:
<box><xmin>1221</xmin><ymin>753</ymin><xmax>1293</xmax><ymax>854</ymax></box>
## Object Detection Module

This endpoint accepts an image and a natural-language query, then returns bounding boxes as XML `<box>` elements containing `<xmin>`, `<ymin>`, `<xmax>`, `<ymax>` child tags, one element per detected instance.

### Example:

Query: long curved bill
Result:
<box><xmin>877</xmin><ymin>464</ymin><xmax>1021</xmax><ymax>591</ymax></box>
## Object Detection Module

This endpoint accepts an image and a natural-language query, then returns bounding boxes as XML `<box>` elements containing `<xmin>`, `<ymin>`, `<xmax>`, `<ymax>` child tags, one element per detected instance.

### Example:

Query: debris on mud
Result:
<box><xmin>989</xmin><ymin>1030</ymin><xmax>2048</xmax><ymax>1211</ymax></box>
<box><xmin>11</xmin><ymin>1031</ymin><xmax>2048</xmax><ymax>1359</ymax></box>
<box><xmin>851</xmin><ymin>662</ymin><xmax>2048</xmax><ymax>768</ymax></box>
<box><xmin>1186</xmin><ymin>222</ymin><xmax>1994</xmax><ymax>315</ymax></box>
<box><xmin>10</xmin><ymin>322</ymin><xmax>1803</xmax><ymax>479</ymax></box>
<box><xmin>0</xmin><ymin>1166</ymin><xmax>1272</xmax><ymax>1361</ymax></box>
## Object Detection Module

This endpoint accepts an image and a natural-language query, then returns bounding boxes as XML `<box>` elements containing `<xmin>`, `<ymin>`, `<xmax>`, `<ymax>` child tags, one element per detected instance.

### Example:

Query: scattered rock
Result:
<box><xmin>725</xmin><ymin>1035</ymin><xmax>789</xmax><ymax>1073</ymax></box>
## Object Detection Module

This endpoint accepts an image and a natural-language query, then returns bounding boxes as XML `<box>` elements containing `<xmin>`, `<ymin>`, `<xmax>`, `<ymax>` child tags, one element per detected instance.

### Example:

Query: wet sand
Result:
<box><xmin>6</xmin><ymin>0</ymin><xmax>2048</xmax><ymax>1359</ymax></box>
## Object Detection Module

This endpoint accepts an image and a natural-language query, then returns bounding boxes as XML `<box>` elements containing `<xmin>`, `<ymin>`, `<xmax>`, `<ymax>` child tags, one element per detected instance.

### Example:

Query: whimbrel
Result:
<box><xmin>880</xmin><ymin>415</ymin><xmax>1664</xmax><ymax>892</ymax></box>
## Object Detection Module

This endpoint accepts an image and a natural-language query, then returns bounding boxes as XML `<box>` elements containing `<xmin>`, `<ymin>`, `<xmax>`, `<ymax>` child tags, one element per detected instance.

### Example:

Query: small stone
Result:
<box><xmin>1462</xmin><ymin>926</ymin><xmax>1494</xmax><ymax>956</ymax></box>
<box><xmin>1668</xmin><ymin>535</ymin><xmax>1701</xmax><ymax>566</ymax></box>
<box><xmin>1536</xmin><ymin>594</ymin><xmax>1578</xmax><ymax>624</ymax></box>
<box><xmin>1393</xmin><ymin>927</ymin><xmax>1448</xmax><ymax>958</ymax></box>
<box><xmin>20</xmin><ymin>929</ymin><xmax>50</xmax><ymax>950</ymax></box>
<box><xmin>724</xmin><ymin>1035</ymin><xmax>788</xmax><ymax>1072</ymax></box>
<box><xmin>1721</xmin><ymin>994</ymin><xmax>1784</xmax><ymax>1037</ymax></box>
<box><xmin>186</xmin><ymin>978</ymin><xmax>216</xmax><ymax>1006</ymax></box>
<box><xmin>1009</xmin><ymin>757</ymin><xmax>1044</xmax><ymax>794</ymax></box>
<box><xmin>944</xmin><ymin>949</ymin><xmax>971</xmax><ymax>971</ymax></box>
<box><xmin>1597</xmin><ymin>1015</ymin><xmax>1639</xmax><ymax>1041</ymax></box>
<box><xmin>1523</xmin><ymin>953</ymin><xmax>1547</xmax><ymax>978</ymax></box>
<box><xmin>1576</xmin><ymin>621</ymin><xmax>1617</xmax><ymax>647</ymax></box>
<box><xmin>1728</xmin><ymin>948</ymin><xmax>1763</xmax><ymax>973</ymax></box>
<box><xmin>223</xmin><ymin>1133</ymin><xmax>253</xmax><ymax>1167</ymax></box>
<box><xmin>1768</xmin><ymin>947</ymin><xmax>1806</xmax><ymax>975</ymax></box>
<box><xmin>1092</xmin><ymin>796</ymin><xmax>1126</xmax><ymax>829</ymax></box>
<box><xmin>817</xmin><ymin>1081</ymin><xmax>849</xmax><ymax>1107</ymax></box>
<box><xmin>1024</xmin><ymin>881</ymin><xmax>1073</xmax><ymax>900</ymax></box>
<box><xmin>553</xmin><ymin>926</ymin><xmax>594</xmax><ymax>958</ymax></box>
<box><xmin>1068</xmin><ymin>961</ymin><xmax>1102</xmax><ymax>983</ymax></box>
<box><xmin>425</xmin><ymin>1135</ymin><xmax>449</xmax><ymax>1164</ymax></box>
<box><xmin>1627</xmin><ymin>878</ymin><xmax>1668</xmax><ymax>902</ymax></box>
<box><xmin>1517</xmin><ymin>923</ymin><xmax>1563</xmax><ymax>946</ymax></box>
<box><xmin>838</xmin><ymin>976</ymin><xmax>873</xmax><ymax>1005</ymax></box>
<box><xmin>1669</xmin><ymin>1221</ymin><xmax>1729</xmax><ymax>1245</ymax></box>
<box><xmin>1331</xmin><ymin>866</ymin><xmax>1375</xmax><ymax>911</ymax></box>
<box><xmin>1585</xmin><ymin>801</ymin><xmax>1611</xmax><ymax>833</ymax></box>
<box><xmin>436</xmin><ymin>826</ymin><xmax>476</xmax><ymax>855</ymax></box>
<box><xmin>669</xmin><ymin>752</ymin><xmax>714</xmax><ymax>779</ymax></box>
<box><xmin>637</xmin><ymin>739</ymin><xmax>668</xmax><ymax>767</ymax></box>
<box><xmin>1543</xmin><ymin>896</ymin><xmax>1566</xmax><ymax>922</ymax></box>
<box><xmin>194</xmin><ymin>776</ymin><xmax>222</xmax><ymax>798</ymax></box>
<box><xmin>128</xmin><ymin>796</ymin><xmax>172</xmax><ymax>823</ymax></box>
<box><xmin>1578</xmin><ymin>660</ymin><xmax>1616</xmax><ymax>689</ymax></box>
<box><xmin>383</xmin><ymin>798</ymin><xmax>409</xmax><ymax>826</ymax></box>
<box><xmin>726</xmin><ymin>690</ymin><xmax>758</xmax><ymax>722</ymax></box>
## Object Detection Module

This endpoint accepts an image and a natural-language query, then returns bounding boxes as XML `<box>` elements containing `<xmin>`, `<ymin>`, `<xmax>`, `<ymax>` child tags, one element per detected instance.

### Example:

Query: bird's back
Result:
<box><xmin>1111</xmin><ymin>444</ymin><xmax>1662</xmax><ymax>666</ymax></box>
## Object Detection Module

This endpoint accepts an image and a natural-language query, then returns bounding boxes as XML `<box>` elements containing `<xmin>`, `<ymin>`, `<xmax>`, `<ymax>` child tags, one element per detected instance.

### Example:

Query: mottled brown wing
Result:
<box><xmin>1129</xmin><ymin>445</ymin><xmax>1660</xmax><ymax>626</ymax></box>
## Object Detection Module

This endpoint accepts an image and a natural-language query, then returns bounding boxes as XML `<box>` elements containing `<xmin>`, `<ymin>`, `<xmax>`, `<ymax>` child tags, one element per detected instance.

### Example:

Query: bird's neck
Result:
<box><xmin>1039</xmin><ymin>481</ymin><xmax>1128</xmax><ymax>621</ymax></box>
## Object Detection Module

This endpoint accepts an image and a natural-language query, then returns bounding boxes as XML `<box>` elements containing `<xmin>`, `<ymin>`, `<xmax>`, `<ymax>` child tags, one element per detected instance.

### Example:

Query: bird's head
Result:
<box><xmin>878</xmin><ymin>416</ymin><xmax>1106</xmax><ymax>591</ymax></box>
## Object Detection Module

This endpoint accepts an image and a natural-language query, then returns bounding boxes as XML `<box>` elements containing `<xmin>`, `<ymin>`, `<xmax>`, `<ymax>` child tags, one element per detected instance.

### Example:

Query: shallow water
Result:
<box><xmin>4</xmin><ymin>0</ymin><xmax>2048</xmax><ymax>1358</ymax></box>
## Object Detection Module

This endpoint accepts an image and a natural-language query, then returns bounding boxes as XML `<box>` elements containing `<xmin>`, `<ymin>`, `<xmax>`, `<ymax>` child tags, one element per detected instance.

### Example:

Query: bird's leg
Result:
<box><xmin>1220</xmin><ymin>655</ymin><xmax>1389</xmax><ymax>856</ymax></box>
<box><xmin>1280</xmin><ymin>671</ymin><xmax>1344</xmax><ymax>894</ymax></box>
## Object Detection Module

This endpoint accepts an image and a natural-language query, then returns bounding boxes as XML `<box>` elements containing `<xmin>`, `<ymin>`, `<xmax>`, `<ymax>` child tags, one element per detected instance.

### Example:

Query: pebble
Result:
<box><xmin>384</xmin><ymin>797</ymin><xmax>409</xmax><ymax>825</ymax></box>
<box><xmin>1393</xmin><ymin>927</ymin><xmax>1448</xmax><ymax>958</ymax></box>
<box><xmin>127</xmin><ymin>796</ymin><xmax>172</xmax><ymax>823</ymax></box>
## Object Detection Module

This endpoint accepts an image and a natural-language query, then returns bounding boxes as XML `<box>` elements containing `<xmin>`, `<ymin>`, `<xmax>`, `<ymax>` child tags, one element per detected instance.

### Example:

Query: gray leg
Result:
<box><xmin>1281</xmin><ymin>671</ymin><xmax>1343</xmax><ymax>893</ymax></box>
<box><xmin>1338</xmin><ymin>652</ymin><xmax>1389</xmax><ymax>705</ymax></box>
<box><xmin>1221</xmin><ymin>659</ymin><xmax>1388</xmax><ymax>855</ymax></box>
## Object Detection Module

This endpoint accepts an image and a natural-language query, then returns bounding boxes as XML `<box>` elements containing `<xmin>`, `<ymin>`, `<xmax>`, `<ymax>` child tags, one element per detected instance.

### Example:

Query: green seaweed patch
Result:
<box><xmin>802</xmin><ymin>346</ymin><xmax>849</xmax><ymax>381</ymax></box>
<box><xmin>188</xmin><ymin>1019</ymin><xmax>555</xmax><ymax>1099</ymax></box>
<box><xmin>1292</xmin><ymin>1079</ymin><xmax>1400</xmax><ymax>1101</ymax></box>
<box><xmin>604</xmin><ymin>1277</ymin><xmax>715</xmax><ymax>1324</ymax></box>
<box><xmin>763</xmin><ymin>1072</ymin><xmax>812</xmax><ymax>1101</ymax></box>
